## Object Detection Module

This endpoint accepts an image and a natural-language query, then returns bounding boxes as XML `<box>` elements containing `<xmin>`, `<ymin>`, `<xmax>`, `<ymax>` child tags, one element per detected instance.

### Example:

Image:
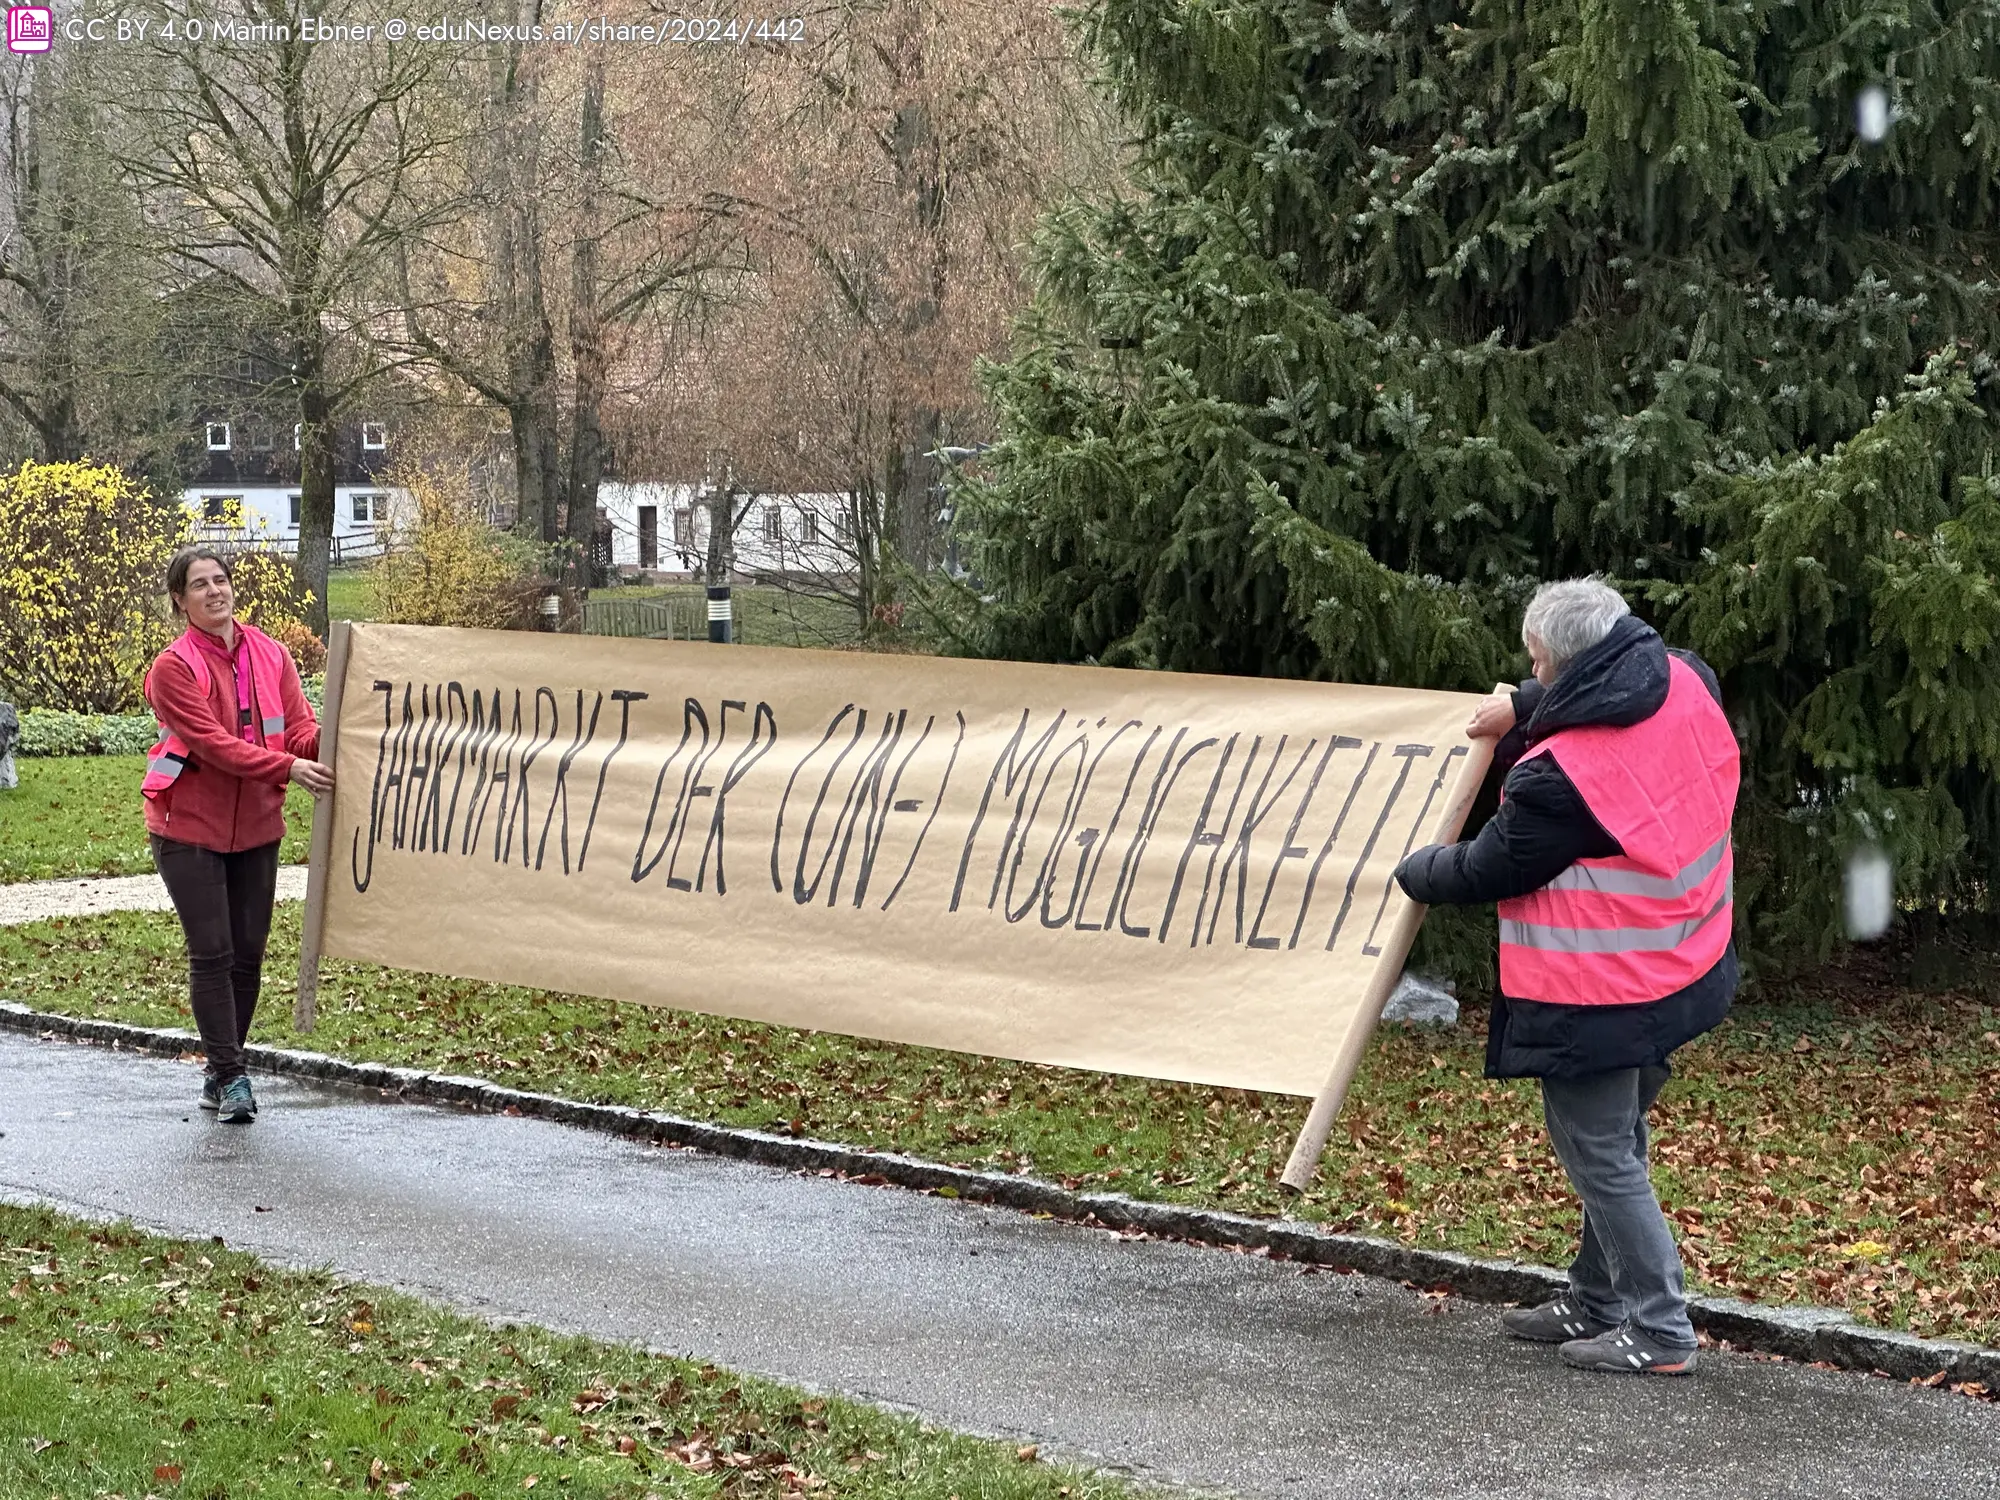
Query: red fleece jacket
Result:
<box><xmin>142</xmin><ymin>628</ymin><xmax>321</xmax><ymax>853</ymax></box>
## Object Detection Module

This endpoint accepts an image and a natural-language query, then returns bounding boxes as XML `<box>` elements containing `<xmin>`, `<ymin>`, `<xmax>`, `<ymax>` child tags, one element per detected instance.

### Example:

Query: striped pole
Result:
<box><xmin>707</xmin><ymin>584</ymin><xmax>732</xmax><ymax>644</ymax></box>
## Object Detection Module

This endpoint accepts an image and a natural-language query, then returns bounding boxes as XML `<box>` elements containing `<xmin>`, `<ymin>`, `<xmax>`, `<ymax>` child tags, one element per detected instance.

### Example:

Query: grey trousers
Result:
<box><xmin>1539</xmin><ymin>1065</ymin><xmax>1696</xmax><ymax>1348</ymax></box>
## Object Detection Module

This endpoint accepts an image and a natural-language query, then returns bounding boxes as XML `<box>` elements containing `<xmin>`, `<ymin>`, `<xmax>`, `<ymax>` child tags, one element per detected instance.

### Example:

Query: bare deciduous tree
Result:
<box><xmin>0</xmin><ymin>48</ymin><xmax>171</xmax><ymax>475</ymax></box>
<box><xmin>113</xmin><ymin>0</ymin><xmax>466</xmax><ymax>632</ymax></box>
<box><xmin>636</xmin><ymin>0</ymin><xmax>1119</xmax><ymax>634</ymax></box>
<box><xmin>395</xmin><ymin>17</ymin><xmax>747</xmax><ymax>598</ymax></box>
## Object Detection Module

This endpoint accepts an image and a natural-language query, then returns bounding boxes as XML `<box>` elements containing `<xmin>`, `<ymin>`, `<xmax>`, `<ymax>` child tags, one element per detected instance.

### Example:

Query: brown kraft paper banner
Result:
<box><xmin>315</xmin><ymin>624</ymin><xmax>1491</xmax><ymax>1098</ymax></box>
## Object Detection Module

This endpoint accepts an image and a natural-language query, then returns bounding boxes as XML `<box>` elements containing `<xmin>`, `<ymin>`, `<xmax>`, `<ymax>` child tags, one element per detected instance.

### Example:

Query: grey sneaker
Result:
<box><xmin>199</xmin><ymin>1075</ymin><xmax>221</xmax><ymax>1112</ymax></box>
<box><xmin>217</xmin><ymin>1075</ymin><xmax>256</xmax><ymax>1125</ymax></box>
<box><xmin>1501</xmin><ymin>1296</ymin><xmax>1616</xmax><ymax>1344</ymax></box>
<box><xmin>1560</xmin><ymin>1324</ymin><xmax>1698</xmax><ymax>1376</ymax></box>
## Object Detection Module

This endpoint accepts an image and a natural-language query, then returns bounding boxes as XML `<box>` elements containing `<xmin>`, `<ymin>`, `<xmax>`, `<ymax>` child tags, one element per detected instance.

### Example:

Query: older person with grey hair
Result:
<box><xmin>1395</xmin><ymin>578</ymin><xmax>1739</xmax><ymax>1377</ymax></box>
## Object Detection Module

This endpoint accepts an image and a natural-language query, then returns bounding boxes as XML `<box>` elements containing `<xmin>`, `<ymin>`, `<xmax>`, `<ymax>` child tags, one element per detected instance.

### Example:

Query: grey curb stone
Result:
<box><xmin>2</xmin><ymin>999</ymin><xmax>1993</xmax><ymax>1387</ymax></box>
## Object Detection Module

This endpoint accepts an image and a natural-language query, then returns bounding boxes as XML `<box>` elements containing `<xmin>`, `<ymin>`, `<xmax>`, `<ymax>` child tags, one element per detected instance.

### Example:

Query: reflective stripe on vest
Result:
<box><xmin>1495</xmin><ymin>655</ymin><xmax>1739</xmax><ymax>1006</ymax></box>
<box><xmin>145</xmin><ymin>751</ymin><xmax>188</xmax><ymax>785</ymax></box>
<box><xmin>141</xmin><ymin>625</ymin><xmax>293</xmax><ymax>803</ymax></box>
<box><xmin>1501</xmin><ymin>875</ymin><xmax>1733</xmax><ymax>954</ymax></box>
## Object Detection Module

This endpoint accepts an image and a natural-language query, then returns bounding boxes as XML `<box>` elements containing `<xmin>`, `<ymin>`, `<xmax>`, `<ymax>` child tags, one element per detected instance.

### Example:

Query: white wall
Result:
<box><xmin>178</xmin><ymin>485</ymin><xmax>413</xmax><ymax>552</ymax></box>
<box><xmin>596</xmin><ymin>482</ymin><xmax>857</xmax><ymax>576</ymax></box>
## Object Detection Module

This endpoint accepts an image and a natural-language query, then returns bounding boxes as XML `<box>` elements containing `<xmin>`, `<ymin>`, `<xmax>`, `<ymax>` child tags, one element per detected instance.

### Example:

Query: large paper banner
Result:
<box><xmin>311</xmin><ymin>624</ymin><xmax>1489</xmax><ymax>1098</ymax></box>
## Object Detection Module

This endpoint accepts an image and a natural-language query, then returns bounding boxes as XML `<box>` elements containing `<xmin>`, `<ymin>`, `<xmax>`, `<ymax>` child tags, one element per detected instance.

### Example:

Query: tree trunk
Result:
<box><xmin>485</xmin><ymin>0</ymin><xmax>558</xmax><ymax>543</ymax></box>
<box><xmin>704</xmin><ymin>480</ymin><xmax>736</xmax><ymax>586</ymax></box>
<box><xmin>293</xmin><ymin>329</ymin><xmax>335</xmax><ymax>637</ymax></box>
<box><xmin>564</xmin><ymin>55</ymin><xmax>608</xmax><ymax>589</ymax></box>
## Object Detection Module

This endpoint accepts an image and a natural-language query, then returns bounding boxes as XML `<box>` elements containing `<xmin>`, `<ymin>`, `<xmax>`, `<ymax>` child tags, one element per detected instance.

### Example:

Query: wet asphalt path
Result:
<box><xmin>0</xmin><ymin>1031</ymin><xmax>1995</xmax><ymax>1499</ymax></box>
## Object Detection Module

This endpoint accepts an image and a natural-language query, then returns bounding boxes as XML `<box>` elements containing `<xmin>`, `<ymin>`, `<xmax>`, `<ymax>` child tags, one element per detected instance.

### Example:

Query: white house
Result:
<box><xmin>180</xmin><ymin>406</ymin><xmax>412</xmax><ymax>563</ymax></box>
<box><xmin>596</xmin><ymin>482</ymin><xmax>859</xmax><ymax>578</ymax></box>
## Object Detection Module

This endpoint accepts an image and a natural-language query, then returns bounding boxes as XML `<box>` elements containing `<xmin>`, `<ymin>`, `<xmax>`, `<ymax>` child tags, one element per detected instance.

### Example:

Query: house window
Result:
<box><xmin>351</xmin><ymin>492</ymin><xmax>385</xmax><ymax>523</ymax></box>
<box><xmin>673</xmin><ymin>508</ymin><xmax>693</xmax><ymax>547</ymax></box>
<box><xmin>293</xmin><ymin>423</ymin><xmax>302</xmax><ymax>450</ymax></box>
<box><xmin>253</xmin><ymin>427</ymin><xmax>274</xmax><ymax>451</ymax></box>
<box><xmin>361</xmin><ymin>421</ymin><xmax>387</xmax><ymax>450</ymax></box>
<box><xmin>799</xmin><ymin>509</ymin><xmax>821</xmax><ymax>543</ymax></box>
<box><xmin>201</xmin><ymin>495</ymin><xmax>239</xmax><ymax>523</ymax></box>
<box><xmin>762</xmin><ymin>506</ymin><xmax>783</xmax><ymax>544</ymax></box>
<box><xmin>206</xmin><ymin>422</ymin><xmax>231</xmax><ymax>451</ymax></box>
<box><xmin>287</xmin><ymin>493</ymin><xmax>302</xmax><ymax>527</ymax></box>
<box><xmin>235</xmin><ymin>356</ymin><xmax>253</xmax><ymax>378</ymax></box>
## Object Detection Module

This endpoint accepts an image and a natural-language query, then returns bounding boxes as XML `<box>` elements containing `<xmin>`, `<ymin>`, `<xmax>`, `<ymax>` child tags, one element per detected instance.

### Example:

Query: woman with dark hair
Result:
<box><xmin>143</xmin><ymin>546</ymin><xmax>334</xmax><ymax>1124</ymax></box>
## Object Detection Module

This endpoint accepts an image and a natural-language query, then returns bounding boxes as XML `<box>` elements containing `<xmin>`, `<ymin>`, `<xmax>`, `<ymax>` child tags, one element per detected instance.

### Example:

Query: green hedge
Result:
<box><xmin>13</xmin><ymin>675</ymin><xmax>323</xmax><ymax>757</ymax></box>
<box><xmin>19</xmin><ymin>709</ymin><xmax>157</xmax><ymax>757</ymax></box>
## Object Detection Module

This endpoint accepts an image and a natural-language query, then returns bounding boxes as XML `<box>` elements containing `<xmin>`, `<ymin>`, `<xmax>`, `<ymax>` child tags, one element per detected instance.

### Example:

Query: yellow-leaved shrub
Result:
<box><xmin>368</xmin><ymin>452</ymin><xmax>540</xmax><ymax>629</ymax></box>
<box><xmin>0</xmin><ymin>459</ymin><xmax>179</xmax><ymax>712</ymax></box>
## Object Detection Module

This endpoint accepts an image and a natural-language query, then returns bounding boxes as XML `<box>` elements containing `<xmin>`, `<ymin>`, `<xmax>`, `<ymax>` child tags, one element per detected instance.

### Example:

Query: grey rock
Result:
<box><xmin>0</xmin><ymin>700</ymin><xmax>17</xmax><ymax>791</ymax></box>
<box><xmin>1382</xmin><ymin>971</ymin><xmax>1459</xmax><ymax>1026</ymax></box>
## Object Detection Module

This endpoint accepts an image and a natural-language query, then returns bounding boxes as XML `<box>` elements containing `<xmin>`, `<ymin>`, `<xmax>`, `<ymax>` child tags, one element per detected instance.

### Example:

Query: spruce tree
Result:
<box><xmin>948</xmin><ymin>0</ymin><xmax>2000</xmax><ymax>970</ymax></box>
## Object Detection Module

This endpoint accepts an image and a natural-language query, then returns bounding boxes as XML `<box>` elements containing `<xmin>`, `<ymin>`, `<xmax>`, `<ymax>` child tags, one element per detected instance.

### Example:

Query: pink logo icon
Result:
<box><xmin>6</xmin><ymin>7</ymin><xmax>51</xmax><ymax>52</ymax></box>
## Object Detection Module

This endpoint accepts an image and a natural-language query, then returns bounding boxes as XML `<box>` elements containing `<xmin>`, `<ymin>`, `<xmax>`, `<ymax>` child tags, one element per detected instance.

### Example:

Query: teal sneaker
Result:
<box><xmin>217</xmin><ymin>1075</ymin><xmax>256</xmax><ymax>1125</ymax></box>
<box><xmin>199</xmin><ymin>1075</ymin><xmax>221</xmax><ymax>1113</ymax></box>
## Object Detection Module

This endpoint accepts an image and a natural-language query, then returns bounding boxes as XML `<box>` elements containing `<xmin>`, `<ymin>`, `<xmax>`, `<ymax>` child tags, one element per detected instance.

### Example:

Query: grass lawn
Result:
<box><xmin>2</xmin><ymin>908</ymin><xmax>1996</xmax><ymax>1350</ymax></box>
<box><xmin>603</xmin><ymin>585</ymin><xmax>864</xmax><ymax>650</ymax></box>
<box><xmin>323</xmin><ymin>567</ymin><xmax>375</xmax><ymax>623</ymax></box>
<box><xmin>0</xmin><ymin>757</ymin><xmax>313</xmax><ymax>884</ymax></box>
<box><xmin>0</xmin><ymin>1203</ymin><xmax>1130</xmax><ymax>1500</ymax></box>
<box><xmin>332</xmin><ymin>562</ymin><xmax>867</xmax><ymax>651</ymax></box>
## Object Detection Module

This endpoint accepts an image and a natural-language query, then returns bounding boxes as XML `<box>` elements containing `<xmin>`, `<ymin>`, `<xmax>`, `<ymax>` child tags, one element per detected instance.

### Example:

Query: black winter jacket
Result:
<box><xmin>1393</xmin><ymin>617</ymin><xmax>1739</xmax><ymax>1079</ymax></box>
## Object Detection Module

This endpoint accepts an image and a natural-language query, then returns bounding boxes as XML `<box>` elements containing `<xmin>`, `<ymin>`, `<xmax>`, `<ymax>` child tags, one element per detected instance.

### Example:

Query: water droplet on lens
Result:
<box><xmin>1857</xmin><ymin>86</ymin><xmax>1891</xmax><ymax>144</ymax></box>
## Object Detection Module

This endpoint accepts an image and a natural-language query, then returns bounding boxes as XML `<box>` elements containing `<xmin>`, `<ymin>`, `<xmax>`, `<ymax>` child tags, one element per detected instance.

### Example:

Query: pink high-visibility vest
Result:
<box><xmin>1497</xmin><ymin>655</ymin><xmax>1739</xmax><ymax>1006</ymax></box>
<box><xmin>141</xmin><ymin>624</ymin><xmax>292</xmax><ymax>802</ymax></box>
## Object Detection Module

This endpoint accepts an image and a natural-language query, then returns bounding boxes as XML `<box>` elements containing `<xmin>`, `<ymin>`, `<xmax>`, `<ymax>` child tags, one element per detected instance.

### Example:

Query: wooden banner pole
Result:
<box><xmin>294</xmin><ymin>620</ymin><xmax>353</xmax><ymax>1033</ymax></box>
<box><xmin>1279</xmin><ymin>693</ymin><xmax>1506</xmax><ymax>1193</ymax></box>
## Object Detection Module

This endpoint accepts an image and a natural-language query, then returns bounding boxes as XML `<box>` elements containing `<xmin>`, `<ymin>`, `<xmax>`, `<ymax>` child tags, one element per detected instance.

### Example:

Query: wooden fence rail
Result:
<box><xmin>581</xmin><ymin>594</ymin><xmax>706</xmax><ymax>640</ymax></box>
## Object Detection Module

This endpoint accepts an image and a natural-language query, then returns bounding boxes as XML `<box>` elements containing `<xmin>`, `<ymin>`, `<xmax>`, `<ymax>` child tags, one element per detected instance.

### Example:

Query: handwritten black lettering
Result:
<box><xmin>826</xmin><ymin>710</ymin><xmax>908</xmax><ymax>908</ymax></box>
<box><xmin>1074</xmin><ymin>725</ymin><xmax>1163</xmax><ymax>932</ymax></box>
<box><xmin>1360</xmin><ymin>744</ymin><xmax>1467</xmax><ymax>955</ymax></box>
<box><xmin>791</xmin><ymin>706</ymin><xmax>877</xmax><ymax>905</ymax></box>
<box><xmin>1158</xmin><ymin>733</ymin><xmax>1247</xmax><ymax>945</ymax></box>
<box><xmin>1201</xmin><ymin>734</ymin><xmax>1319</xmax><ymax>949</ymax></box>
<box><xmin>1041</xmin><ymin>719</ymin><xmax>1145</xmax><ymax>930</ymax></box>
<box><xmin>350</xmin><ymin>679</ymin><xmax>395</xmax><ymax>893</ymax></box>
<box><xmin>1110</xmin><ymin>730</ymin><xmax>1215</xmax><ymax>940</ymax></box>
<box><xmin>949</xmin><ymin>707</ymin><xmax>1065</xmax><ymax>914</ymax></box>
<box><xmin>498</xmin><ymin>688</ymin><xmax>559</xmax><ymax>867</ymax></box>
<box><xmin>577</xmin><ymin>690</ymin><xmax>648</xmax><ymax>872</ymax></box>
<box><xmin>691</xmin><ymin>700</ymin><xmax>775</xmax><ymax>895</ymax></box>
<box><xmin>1002</xmin><ymin>725</ymin><xmax>1090</xmax><ymax>923</ymax></box>
<box><xmin>880</xmin><ymin>711</ymin><xmax>966</xmax><ymax>912</ymax></box>
<box><xmin>1322</xmin><ymin>743</ymin><xmax>1432</xmax><ymax>951</ymax></box>
<box><xmin>633</xmin><ymin>698</ymin><xmax>714</xmax><ymax>886</ymax></box>
<box><xmin>535</xmin><ymin>690</ymin><xmax>604</xmax><ymax>874</ymax></box>
<box><xmin>1286</xmin><ymin>741</ymin><xmax>1379</xmax><ymax>950</ymax></box>
<box><xmin>1246</xmin><ymin>736</ymin><xmax>1356</xmax><ymax>949</ymax></box>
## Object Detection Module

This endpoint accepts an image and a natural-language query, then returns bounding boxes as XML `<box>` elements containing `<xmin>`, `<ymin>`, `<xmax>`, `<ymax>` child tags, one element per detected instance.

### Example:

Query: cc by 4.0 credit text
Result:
<box><xmin>56</xmin><ymin>14</ymin><xmax>809</xmax><ymax>45</ymax></box>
